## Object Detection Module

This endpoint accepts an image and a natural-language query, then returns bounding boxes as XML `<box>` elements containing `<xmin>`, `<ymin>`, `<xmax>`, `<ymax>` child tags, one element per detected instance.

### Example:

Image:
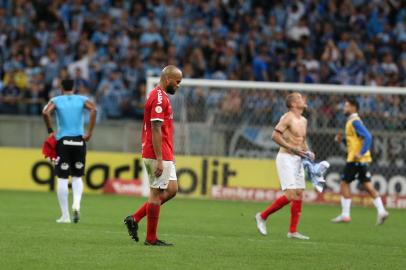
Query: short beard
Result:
<box><xmin>166</xmin><ymin>84</ymin><xmax>176</xmax><ymax>95</ymax></box>
<box><xmin>297</xmin><ymin>104</ymin><xmax>307</xmax><ymax>112</ymax></box>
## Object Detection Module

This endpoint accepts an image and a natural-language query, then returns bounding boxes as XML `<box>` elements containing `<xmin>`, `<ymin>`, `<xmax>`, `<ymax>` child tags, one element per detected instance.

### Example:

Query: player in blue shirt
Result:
<box><xmin>42</xmin><ymin>79</ymin><xmax>97</xmax><ymax>223</ymax></box>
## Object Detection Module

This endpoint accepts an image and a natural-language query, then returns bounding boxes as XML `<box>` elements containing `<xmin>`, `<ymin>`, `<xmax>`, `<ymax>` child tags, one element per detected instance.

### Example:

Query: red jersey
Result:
<box><xmin>142</xmin><ymin>85</ymin><xmax>174</xmax><ymax>161</ymax></box>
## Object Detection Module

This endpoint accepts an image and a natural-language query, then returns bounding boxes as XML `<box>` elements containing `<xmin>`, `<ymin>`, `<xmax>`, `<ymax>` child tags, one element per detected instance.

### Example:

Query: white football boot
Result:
<box><xmin>376</xmin><ymin>211</ymin><xmax>389</xmax><ymax>225</ymax></box>
<box><xmin>56</xmin><ymin>216</ymin><xmax>71</xmax><ymax>223</ymax></box>
<box><xmin>287</xmin><ymin>232</ymin><xmax>310</xmax><ymax>240</ymax></box>
<box><xmin>331</xmin><ymin>215</ymin><xmax>351</xmax><ymax>223</ymax></box>
<box><xmin>255</xmin><ymin>213</ymin><xmax>267</xmax><ymax>235</ymax></box>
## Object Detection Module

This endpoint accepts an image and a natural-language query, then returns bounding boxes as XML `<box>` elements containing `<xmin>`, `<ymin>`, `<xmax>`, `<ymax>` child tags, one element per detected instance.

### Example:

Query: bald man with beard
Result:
<box><xmin>124</xmin><ymin>66</ymin><xmax>183</xmax><ymax>246</ymax></box>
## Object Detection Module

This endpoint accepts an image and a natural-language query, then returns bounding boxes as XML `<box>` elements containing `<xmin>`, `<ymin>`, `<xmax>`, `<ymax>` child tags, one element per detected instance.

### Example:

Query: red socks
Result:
<box><xmin>132</xmin><ymin>202</ymin><xmax>148</xmax><ymax>223</ymax></box>
<box><xmin>132</xmin><ymin>198</ymin><xmax>166</xmax><ymax>223</ymax></box>
<box><xmin>146</xmin><ymin>203</ymin><xmax>160</xmax><ymax>243</ymax></box>
<box><xmin>289</xmin><ymin>200</ymin><xmax>302</xmax><ymax>233</ymax></box>
<box><xmin>260</xmin><ymin>195</ymin><xmax>290</xmax><ymax>220</ymax></box>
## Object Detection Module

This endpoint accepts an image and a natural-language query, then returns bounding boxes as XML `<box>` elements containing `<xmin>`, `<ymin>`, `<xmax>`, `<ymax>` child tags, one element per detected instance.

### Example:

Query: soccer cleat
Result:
<box><xmin>72</xmin><ymin>209</ymin><xmax>80</xmax><ymax>224</ymax></box>
<box><xmin>123</xmin><ymin>216</ymin><xmax>139</xmax><ymax>242</ymax></box>
<box><xmin>376</xmin><ymin>211</ymin><xmax>389</xmax><ymax>225</ymax></box>
<box><xmin>287</xmin><ymin>232</ymin><xmax>310</xmax><ymax>240</ymax></box>
<box><xmin>144</xmin><ymin>239</ymin><xmax>174</xmax><ymax>246</ymax></box>
<box><xmin>56</xmin><ymin>216</ymin><xmax>71</xmax><ymax>223</ymax></box>
<box><xmin>255</xmin><ymin>213</ymin><xmax>267</xmax><ymax>235</ymax></box>
<box><xmin>331</xmin><ymin>215</ymin><xmax>351</xmax><ymax>223</ymax></box>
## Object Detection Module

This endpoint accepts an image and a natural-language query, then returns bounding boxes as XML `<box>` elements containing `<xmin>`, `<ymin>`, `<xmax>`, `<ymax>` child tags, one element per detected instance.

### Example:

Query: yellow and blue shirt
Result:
<box><xmin>345</xmin><ymin>113</ymin><xmax>372</xmax><ymax>163</ymax></box>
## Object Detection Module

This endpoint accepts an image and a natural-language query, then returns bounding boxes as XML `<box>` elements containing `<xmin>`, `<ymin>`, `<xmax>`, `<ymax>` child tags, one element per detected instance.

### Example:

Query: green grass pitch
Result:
<box><xmin>0</xmin><ymin>190</ymin><xmax>405</xmax><ymax>270</ymax></box>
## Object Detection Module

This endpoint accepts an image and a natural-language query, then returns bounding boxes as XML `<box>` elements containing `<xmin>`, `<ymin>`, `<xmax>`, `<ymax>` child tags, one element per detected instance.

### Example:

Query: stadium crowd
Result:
<box><xmin>0</xmin><ymin>0</ymin><xmax>405</xmax><ymax>129</ymax></box>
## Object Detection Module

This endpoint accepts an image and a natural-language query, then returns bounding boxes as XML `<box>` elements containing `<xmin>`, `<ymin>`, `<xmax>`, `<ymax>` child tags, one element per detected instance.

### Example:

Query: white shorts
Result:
<box><xmin>143</xmin><ymin>158</ymin><xmax>177</xmax><ymax>189</ymax></box>
<box><xmin>276</xmin><ymin>152</ymin><xmax>305</xmax><ymax>190</ymax></box>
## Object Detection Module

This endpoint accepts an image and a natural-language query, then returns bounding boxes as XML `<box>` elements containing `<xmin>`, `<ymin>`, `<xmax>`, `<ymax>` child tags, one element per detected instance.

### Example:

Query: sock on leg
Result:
<box><xmin>341</xmin><ymin>196</ymin><xmax>351</xmax><ymax>218</ymax></box>
<box><xmin>133</xmin><ymin>198</ymin><xmax>167</xmax><ymax>223</ymax></box>
<box><xmin>133</xmin><ymin>202</ymin><xmax>148</xmax><ymax>223</ymax></box>
<box><xmin>71</xmin><ymin>176</ymin><xmax>83</xmax><ymax>210</ymax></box>
<box><xmin>289</xmin><ymin>200</ymin><xmax>302</xmax><ymax>233</ymax></box>
<box><xmin>260</xmin><ymin>195</ymin><xmax>290</xmax><ymax>220</ymax></box>
<box><xmin>57</xmin><ymin>178</ymin><xmax>70</xmax><ymax>219</ymax></box>
<box><xmin>146</xmin><ymin>203</ymin><xmax>161</xmax><ymax>243</ymax></box>
<box><xmin>373</xmin><ymin>196</ymin><xmax>386</xmax><ymax>214</ymax></box>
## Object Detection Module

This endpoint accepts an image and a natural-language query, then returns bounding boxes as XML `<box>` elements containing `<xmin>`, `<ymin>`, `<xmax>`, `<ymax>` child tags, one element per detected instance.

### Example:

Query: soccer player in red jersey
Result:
<box><xmin>124</xmin><ymin>65</ymin><xmax>182</xmax><ymax>246</ymax></box>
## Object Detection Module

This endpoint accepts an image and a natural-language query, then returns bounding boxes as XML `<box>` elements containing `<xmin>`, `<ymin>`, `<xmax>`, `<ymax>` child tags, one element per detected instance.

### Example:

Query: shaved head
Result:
<box><xmin>161</xmin><ymin>65</ymin><xmax>182</xmax><ymax>79</ymax></box>
<box><xmin>160</xmin><ymin>65</ymin><xmax>183</xmax><ymax>95</ymax></box>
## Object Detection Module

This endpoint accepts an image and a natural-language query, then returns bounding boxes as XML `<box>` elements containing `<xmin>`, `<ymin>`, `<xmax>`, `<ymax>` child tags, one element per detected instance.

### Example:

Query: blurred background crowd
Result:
<box><xmin>0</xmin><ymin>0</ymin><xmax>405</xmax><ymax>129</ymax></box>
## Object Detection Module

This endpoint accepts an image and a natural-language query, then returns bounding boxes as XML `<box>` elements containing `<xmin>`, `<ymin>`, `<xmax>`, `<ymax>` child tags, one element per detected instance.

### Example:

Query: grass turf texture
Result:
<box><xmin>0</xmin><ymin>190</ymin><xmax>405</xmax><ymax>270</ymax></box>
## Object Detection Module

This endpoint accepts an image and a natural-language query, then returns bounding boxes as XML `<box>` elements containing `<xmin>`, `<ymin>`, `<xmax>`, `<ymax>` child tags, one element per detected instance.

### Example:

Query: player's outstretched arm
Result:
<box><xmin>83</xmin><ymin>100</ymin><xmax>97</xmax><ymax>141</ymax></box>
<box><xmin>42</xmin><ymin>101</ymin><xmax>55</xmax><ymax>135</ymax></box>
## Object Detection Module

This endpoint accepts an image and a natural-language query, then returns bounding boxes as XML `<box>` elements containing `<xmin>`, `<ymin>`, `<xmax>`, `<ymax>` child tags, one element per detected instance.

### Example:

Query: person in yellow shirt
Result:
<box><xmin>331</xmin><ymin>98</ymin><xmax>389</xmax><ymax>225</ymax></box>
<box><xmin>3</xmin><ymin>70</ymin><xmax>29</xmax><ymax>90</ymax></box>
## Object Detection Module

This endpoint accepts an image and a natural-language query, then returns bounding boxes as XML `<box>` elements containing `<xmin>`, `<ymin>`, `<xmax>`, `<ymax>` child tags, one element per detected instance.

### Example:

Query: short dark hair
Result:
<box><xmin>61</xmin><ymin>79</ymin><xmax>74</xmax><ymax>91</ymax></box>
<box><xmin>346</xmin><ymin>97</ymin><xmax>359</xmax><ymax>111</ymax></box>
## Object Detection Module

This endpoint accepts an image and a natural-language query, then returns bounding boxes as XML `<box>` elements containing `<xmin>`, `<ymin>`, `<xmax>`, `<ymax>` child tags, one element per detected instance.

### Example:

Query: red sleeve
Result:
<box><xmin>149</xmin><ymin>90</ymin><xmax>166</xmax><ymax>122</ymax></box>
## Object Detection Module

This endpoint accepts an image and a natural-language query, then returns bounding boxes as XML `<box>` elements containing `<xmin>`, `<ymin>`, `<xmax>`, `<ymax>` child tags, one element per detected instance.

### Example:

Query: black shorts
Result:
<box><xmin>341</xmin><ymin>162</ymin><xmax>371</xmax><ymax>183</ymax></box>
<box><xmin>55</xmin><ymin>136</ymin><xmax>86</xmax><ymax>178</ymax></box>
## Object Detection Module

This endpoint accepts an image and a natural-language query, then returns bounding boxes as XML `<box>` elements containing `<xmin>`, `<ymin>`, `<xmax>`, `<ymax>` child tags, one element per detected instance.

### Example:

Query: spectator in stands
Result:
<box><xmin>78</xmin><ymin>82</ymin><xmax>100</xmax><ymax>124</ymax></box>
<box><xmin>139</xmin><ymin>23</ymin><xmax>164</xmax><ymax>59</ymax></box>
<box><xmin>187</xmin><ymin>87</ymin><xmax>206</xmax><ymax>122</ymax></box>
<box><xmin>217</xmin><ymin>89</ymin><xmax>242</xmax><ymax>125</ymax></box>
<box><xmin>189</xmin><ymin>48</ymin><xmax>207</xmax><ymax>78</ymax></box>
<box><xmin>287</xmin><ymin>17</ymin><xmax>310</xmax><ymax>43</ymax></box>
<box><xmin>381</xmin><ymin>53</ymin><xmax>399</xmax><ymax>75</ymax></box>
<box><xmin>367</xmin><ymin>6</ymin><xmax>387</xmax><ymax>38</ymax></box>
<box><xmin>252</xmin><ymin>91</ymin><xmax>273</xmax><ymax>125</ymax></box>
<box><xmin>262</xmin><ymin>16</ymin><xmax>281</xmax><ymax>37</ymax></box>
<box><xmin>295</xmin><ymin>64</ymin><xmax>314</xmax><ymax>84</ymax></box>
<box><xmin>0</xmin><ymin>77</ymin><xmax>21</xmax><ymax>114</ymax></box>
<box><xmin>40</xmin><ymin>49</ymin><xmax>60</xmax><ymax>86</ymax></box>
<box><xmin>22</xmin><ymin>81</ymin><xmax>46</xmax><ymax>115</ymax></box>
<box><xmin>35</xmin><ymin>21</ymin><xmax>50</xmax><ymax>54</ymax></box>
<box><xmin>98</xmin><ymin>69</ymin><xmax>127</xmax><ymax>119</ymax></box>
<box><xmin>3</xmin><ymin>65</ymin><xmax>29</xmax><ymax>91</ymax></box>
<box><xmin>285</xmin><ymin>1</ymin><xmax>305</xmax><ymax>31</ymax></box>
<box><xmin>321</xmin><ymin>39</ymin><xmax>341</xmax><ymax>63</ymax></box>
<box><xmin>252</xmin><ymin>45</ymin><xmax>270</xmax><ymax>81</ymax></box>
<box><xmin>123</xmin><ymin>81</ymin><xmax>146</xmax><ymax>120</ymax></box>
<box><xmin>73</xmin><ymin>67</ymin><xmax>90</xmax><ymax>93</ymax></box>
<box><xmin>50</xmin><ymin>68</ymin><xmax>69</xmax><ymax>98</ymax></box>
<box><xmin>0</xmin><ymin>0</ymin><xmax>405</xmax><ymax>126</ymax></box>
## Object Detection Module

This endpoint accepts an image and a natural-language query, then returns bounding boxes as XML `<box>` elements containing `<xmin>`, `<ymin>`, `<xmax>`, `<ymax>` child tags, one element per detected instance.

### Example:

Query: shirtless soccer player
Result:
<box><xmin>124</xmin><ymin>65</ymin><xmax>182</xmax><ymax>246</ymax></box>
<box><xmin>255</xmin><ymin>92</ymin><xmax>313</xmax><ymax>240</ymax></box>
